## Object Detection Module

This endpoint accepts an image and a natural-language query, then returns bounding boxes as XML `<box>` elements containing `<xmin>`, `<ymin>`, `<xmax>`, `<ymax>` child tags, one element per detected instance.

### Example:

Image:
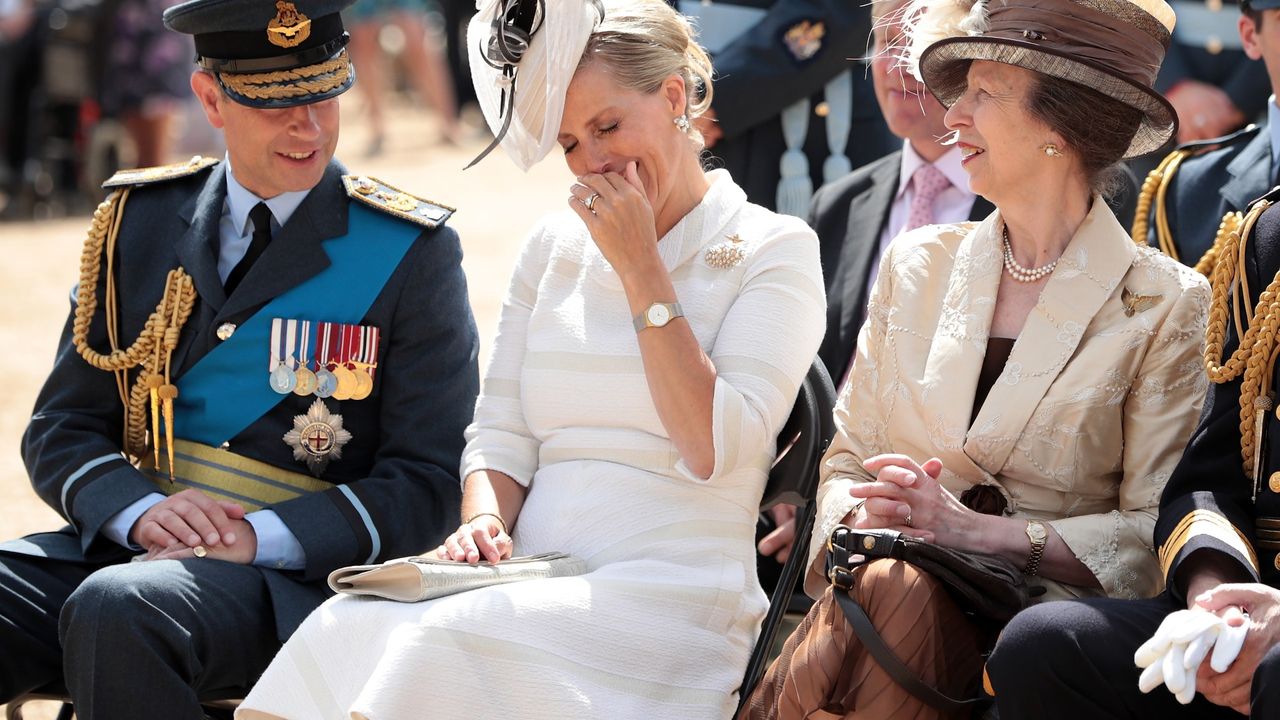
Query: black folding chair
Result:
<box><xmin>737</xmin><ymin>357</ymin><xmax>838</xmax><ymax>713</ymax></box>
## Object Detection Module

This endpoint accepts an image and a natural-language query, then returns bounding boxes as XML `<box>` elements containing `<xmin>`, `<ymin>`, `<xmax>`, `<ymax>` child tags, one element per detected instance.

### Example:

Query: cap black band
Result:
<box><xmin>198</xmin><ymin>32</ymin><xmax>349</xmax><ymax>74</ymax></box>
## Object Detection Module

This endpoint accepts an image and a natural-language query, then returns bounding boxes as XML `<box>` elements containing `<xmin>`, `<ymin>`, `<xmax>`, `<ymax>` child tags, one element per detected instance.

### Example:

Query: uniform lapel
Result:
<box><xmin>216</xmin><ymin>161</ymin><xmax>347</xmax><ymax>322</ymax></box>
<box><xmin>175</xmin><ymin>163</ymin><xmax>229</xmax><ymax>313</ymax></box>
<box><xmin>1222</xmin><ymin>130</ymin><xmax>1273</xmax><ymax>212</ymax></box>
<box><xmin>965</xmin><ymin>198</ymin><xmax>1136</xmax><ymax>474</ymax></box>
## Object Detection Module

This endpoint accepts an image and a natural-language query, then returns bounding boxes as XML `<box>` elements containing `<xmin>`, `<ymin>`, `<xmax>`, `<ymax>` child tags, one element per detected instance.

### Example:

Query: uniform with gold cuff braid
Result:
<box><xmin>0</xmin><ymin>0</ymin><xmax>478</xmax><ymax>715</ymax></box>
<box><xmin>987</xmin><ymin>188</ymin><xmax>1280</xmax><ymax>718</ymax></box>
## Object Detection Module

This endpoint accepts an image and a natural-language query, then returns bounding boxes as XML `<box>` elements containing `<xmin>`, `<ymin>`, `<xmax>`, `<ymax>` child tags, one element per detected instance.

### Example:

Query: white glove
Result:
<box><xmin>1134</xmin><ymin>609</ymin><xmax>1240</xmax><ymax>704</ymax></box>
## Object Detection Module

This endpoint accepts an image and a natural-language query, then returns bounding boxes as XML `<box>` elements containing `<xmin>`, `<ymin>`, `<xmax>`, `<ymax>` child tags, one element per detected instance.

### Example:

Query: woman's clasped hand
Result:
<box><xmin>847</xmin><ymin>454</ymin><xmax>979</xmax><ymax>548</ymax></box>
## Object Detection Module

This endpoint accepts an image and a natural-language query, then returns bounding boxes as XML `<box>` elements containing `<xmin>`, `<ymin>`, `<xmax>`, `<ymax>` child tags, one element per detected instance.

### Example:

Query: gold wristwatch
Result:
<box><xmin>1023</xmin><ymin>520</ymin><xmax>1048</xmax><ymax>576</ymax></box>
<box><xmin>633</xmin><ymin>302</ymin><xmax>684</xmax><ymax>332</ymax></box>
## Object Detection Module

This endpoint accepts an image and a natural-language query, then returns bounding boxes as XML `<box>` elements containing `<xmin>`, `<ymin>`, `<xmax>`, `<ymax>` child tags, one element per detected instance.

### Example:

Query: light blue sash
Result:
<box><xmin>174</xmin><ymin>204</ymin><xmax>419</xmax><ymax>445</ymax></box>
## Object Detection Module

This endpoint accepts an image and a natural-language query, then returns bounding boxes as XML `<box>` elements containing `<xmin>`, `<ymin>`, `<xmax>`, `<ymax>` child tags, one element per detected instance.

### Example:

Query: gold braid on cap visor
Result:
<box><xmin>219</xmin><ymin>51</ymin><xmax>351</xmax><ymax>101</ymax></box>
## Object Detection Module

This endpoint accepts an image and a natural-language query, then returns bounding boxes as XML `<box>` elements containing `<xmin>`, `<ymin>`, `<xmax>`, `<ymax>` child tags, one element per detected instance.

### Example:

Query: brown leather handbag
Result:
<box><xmin>825</xmin><ymin>526</ymin><xmax>1044</xmax><ymax>713</ymax></box>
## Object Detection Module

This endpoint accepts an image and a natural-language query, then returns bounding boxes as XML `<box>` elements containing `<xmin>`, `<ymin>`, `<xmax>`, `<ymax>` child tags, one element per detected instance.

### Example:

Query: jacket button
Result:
<box><xmin>1273</xmin><ymin>554</ymin><xmax>1280</xmax><ymax>572</ymax></box>
<box><xmin>1270</xmin><ymin>472</ymin><xmax>1280</xmax><ymax>494</ymax></box>
<box><xmin>216</xmin><ymin>323</ymin><xmax>236</xmax><ymax>341</ymax></box>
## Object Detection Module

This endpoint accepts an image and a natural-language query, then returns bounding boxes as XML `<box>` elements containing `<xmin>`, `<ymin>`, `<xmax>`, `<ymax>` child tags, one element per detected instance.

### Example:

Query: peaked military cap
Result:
<box><xmin>163</xmin><ymin>0</ymin><xmax>357</xmax><ymax>108</ymax></box>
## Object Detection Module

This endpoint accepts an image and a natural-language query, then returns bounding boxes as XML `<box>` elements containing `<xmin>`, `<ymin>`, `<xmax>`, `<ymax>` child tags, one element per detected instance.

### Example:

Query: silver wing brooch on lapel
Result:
<box><xmin>1121</xmin><ymin>287</ymin><xmax>1163</xmax><ymax>317</ymax></box>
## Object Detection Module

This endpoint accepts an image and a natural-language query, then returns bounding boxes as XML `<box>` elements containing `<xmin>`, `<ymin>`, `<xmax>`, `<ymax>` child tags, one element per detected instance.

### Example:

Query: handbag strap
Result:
<box><xmin>833</xmin><ymin>589</ymin><xmax>988</xmax><ymax>714</ymax></box>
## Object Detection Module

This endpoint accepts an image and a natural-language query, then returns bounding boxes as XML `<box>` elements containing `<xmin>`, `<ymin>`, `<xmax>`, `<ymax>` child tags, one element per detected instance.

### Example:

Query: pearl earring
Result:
<box><xmin>674</xmin><ymin>114</ymin><xmax>691</xmax><ymax>133</ymax></box>
<box><xmin>1043</xmin><ymin>143</ymin><xmax>1063</xmax><ymax>157</ymax></box>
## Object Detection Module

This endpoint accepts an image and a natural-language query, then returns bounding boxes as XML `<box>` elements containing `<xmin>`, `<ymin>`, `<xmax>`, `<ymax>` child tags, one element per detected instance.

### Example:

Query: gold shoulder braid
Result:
<box><xmin>1133</xmin><ymin>128</ymin><xmax>1263</xmax><ymax>276</ymax></box>
<box><xmin>72</xmin><ymin>189</ymin><xmax>196</xmax><ymax>479</ymax></box>
<box><xmin>1132</xmin><ymin>148</ymin><xmax>1191</xmax><ymax>261</ymax></box>
<box><xmin>1202</xmin><ymin>196</ymin><xmax>1278</xmax><ymax>497</ymax></box>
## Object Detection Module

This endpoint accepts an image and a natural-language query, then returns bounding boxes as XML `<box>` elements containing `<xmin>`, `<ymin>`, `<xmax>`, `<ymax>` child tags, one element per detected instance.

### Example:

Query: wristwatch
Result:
<box><xmin>1023</xmin><ymin>520</ymin><xmax>1048</xmax><ymax>576</ymax></box>
<box><xmin>633</xmin><ymin>301</ymin><xmax>684</xmax><ymax>332</ymax></box>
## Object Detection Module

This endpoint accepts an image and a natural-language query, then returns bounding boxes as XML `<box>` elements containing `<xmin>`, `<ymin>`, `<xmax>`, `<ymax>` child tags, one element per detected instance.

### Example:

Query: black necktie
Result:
<box><xmin>224</xmin><ymin>202</ymin><xmax>273</xmax><ymax>295</ymax></box>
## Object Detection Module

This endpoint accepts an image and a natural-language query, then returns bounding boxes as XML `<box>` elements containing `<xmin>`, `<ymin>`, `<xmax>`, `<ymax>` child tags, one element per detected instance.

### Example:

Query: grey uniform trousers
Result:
<box><xmin>0</xmin><ymin>552</ymin><xmax>289</xmax><ymax>720</ymax></box>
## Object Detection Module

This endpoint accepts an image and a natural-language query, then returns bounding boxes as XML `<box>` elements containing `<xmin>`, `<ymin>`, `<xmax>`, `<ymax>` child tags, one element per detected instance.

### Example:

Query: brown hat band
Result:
<box><xmin>983</xmin><ymin>0</ymin><xmax>1167</xmax><ymax>89</ymax></box>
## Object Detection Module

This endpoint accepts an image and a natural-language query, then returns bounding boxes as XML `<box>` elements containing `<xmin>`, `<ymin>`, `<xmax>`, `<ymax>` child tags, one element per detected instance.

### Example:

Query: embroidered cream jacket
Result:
<box><xmin>807</xmin><ymin>198</ymin><xmax>1210</xmax><ymax>602</ymax></box>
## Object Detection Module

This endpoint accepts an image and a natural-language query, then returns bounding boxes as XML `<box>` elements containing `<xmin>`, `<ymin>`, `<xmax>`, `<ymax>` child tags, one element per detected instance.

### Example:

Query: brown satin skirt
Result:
<box><xmin>740</xmin><ymin>559</ymin><xmax>987</xmax><ymax>720</ymax></box>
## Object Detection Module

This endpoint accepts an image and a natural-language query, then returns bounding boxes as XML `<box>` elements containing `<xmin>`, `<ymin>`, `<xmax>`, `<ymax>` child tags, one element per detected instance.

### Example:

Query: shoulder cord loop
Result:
<box><xmin>72</xmin><ymin>189</ymin><xmax>196</xmax><ymax>478</ymax></box>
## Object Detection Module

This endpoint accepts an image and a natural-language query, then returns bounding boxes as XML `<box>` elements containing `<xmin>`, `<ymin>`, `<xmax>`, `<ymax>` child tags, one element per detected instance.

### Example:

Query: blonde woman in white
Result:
<box><xmin>237</xmin><ymin>1</ymin><xmax>825</xmax><ymax>718</ymax></box>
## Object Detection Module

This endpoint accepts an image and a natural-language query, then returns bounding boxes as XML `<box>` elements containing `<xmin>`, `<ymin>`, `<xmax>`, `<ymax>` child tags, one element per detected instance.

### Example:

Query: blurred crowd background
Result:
<box><xmin>0</xmin><ymin>0</ymin><xmax>479</xmax><ymax>220</ymax></box>
<box><xmin>0</xmin><ymin>0</ymin><xmax>1270</xmax><ymax>224</ymax></box>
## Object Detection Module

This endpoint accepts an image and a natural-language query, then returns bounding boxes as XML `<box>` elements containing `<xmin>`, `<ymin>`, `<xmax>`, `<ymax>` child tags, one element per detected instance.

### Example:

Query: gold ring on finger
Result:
<box><xmin>193</xmin><ymin>545</ymin><xmax>208</xmax><ymax>558</ymax></box>
<box><xmin>585</xmin><ymin>192</ymin><xmax>600</xmax><ymax>211</ymax></box>
<box><xmin>904</xmin><ymin>514</ymin><xmax>913</xmax><ymax>528</ymax></box>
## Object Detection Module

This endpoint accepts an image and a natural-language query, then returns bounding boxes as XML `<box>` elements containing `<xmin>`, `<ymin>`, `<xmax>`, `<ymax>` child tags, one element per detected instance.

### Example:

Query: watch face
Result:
<box><xmin>1027</xmin><ymin>522</ymin><xmax>1048</xmax><ymax>542</ymax></box>
<box><xmin>648</xmin><ymin>304</ymin><xmax>671</xmax><ymax>327</ymax></box>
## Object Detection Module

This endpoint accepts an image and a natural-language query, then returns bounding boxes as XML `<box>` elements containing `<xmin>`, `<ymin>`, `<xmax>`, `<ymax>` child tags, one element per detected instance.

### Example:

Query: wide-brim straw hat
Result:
<box><xmin>466</xmin><ymin>0</ymin><xmax>606</xmax><ymax>171</ymax></box>
<box><xmin>906</xmin><ymin>0</ymin><xmax>1178</xmax><ymax>158</ymax></box>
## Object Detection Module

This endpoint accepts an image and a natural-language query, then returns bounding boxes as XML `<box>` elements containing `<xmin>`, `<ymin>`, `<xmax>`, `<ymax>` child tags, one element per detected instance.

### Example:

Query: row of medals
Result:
<box><xmin>271</xmin><ymin>359</ymin><xmax>374</xmax><ymax>400</ymax></box>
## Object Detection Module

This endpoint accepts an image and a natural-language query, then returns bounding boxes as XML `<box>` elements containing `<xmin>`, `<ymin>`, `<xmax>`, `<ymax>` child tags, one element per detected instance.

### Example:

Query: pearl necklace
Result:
<box><xmin>1002</xmin><ymin>226</ymin><xmax>1057</xmax><ymax>283</ymax></box>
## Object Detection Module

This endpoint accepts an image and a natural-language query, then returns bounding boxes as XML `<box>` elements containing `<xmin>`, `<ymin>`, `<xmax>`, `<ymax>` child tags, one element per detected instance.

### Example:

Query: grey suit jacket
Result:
<box><xmin>4</xmin><ymin>159</ymin><xmax>479</xmax><ymax>638</ymax></box>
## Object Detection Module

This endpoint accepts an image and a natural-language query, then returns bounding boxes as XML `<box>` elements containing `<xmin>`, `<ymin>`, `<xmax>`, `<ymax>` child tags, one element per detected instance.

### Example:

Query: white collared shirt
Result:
<box><xmin>218</xmin><ymin>157</ymin><xmax>311</xmax><ymax>283</ymax></box>
<box><xmin>869</xmin><ymin>141</ymin><xmax>977</xmax><ymax>284</ymax></box>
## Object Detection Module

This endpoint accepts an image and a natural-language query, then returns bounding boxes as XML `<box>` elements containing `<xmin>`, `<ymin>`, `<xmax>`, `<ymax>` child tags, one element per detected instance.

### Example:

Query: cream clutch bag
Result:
<box><xmin>327</xmin><ymin>552</ymin><xmax>587</xmax><ymax>602</ymax></box>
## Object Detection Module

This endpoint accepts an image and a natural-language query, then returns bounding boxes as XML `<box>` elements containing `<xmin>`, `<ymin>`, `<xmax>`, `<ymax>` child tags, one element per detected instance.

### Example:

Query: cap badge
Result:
<box><xmin>267</xmin><ymin>0</ymin><xmax>312</xmax><ymax>49</ymax></box>
<box><xmin>783</xmin><ymin>20</ymin><xmax>825</xmax><ymax>63</ymax></box>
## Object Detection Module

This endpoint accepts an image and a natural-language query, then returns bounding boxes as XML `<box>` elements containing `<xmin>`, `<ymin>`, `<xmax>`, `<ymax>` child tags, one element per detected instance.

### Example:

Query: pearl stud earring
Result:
<box><xmin>1043</xmin><ymin>143</ymin><xmax>1063</xmax><ymax>157</ymax></box>
<box><xmin>674</xmin><ymin>114</ymin><xmax>691</xmax><ymax>133</ymax></box>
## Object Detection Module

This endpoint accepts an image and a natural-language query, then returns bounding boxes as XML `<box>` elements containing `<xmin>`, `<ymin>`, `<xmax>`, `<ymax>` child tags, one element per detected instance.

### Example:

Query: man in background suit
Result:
<box><xmin>0</xmin><ymin>0</ymin><xmax>479</xmax><ymax>716</ymax></box>
<box><xmin>808</xmin><ymin>0</ymin><xmax>988</xmax><ymax>385</ymax></box>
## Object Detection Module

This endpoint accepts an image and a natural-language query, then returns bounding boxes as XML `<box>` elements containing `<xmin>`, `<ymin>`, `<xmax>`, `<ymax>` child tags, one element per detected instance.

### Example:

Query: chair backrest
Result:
<box><xmin>763</xmin><ymin>358</ymin><xmax>838</xmax><ymax>509</ymax></box>
<box><xmin>737</xmin><ymin>357</ymin><xmax>838</xmax><ymax>711</ymax></box>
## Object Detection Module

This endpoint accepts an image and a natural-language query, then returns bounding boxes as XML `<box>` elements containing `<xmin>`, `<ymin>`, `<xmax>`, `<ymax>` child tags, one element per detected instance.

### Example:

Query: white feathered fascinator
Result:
<box><xmin>466</xmin><ymin>0</ymin><xmax>606</xmax><ymax>171</ymax></box>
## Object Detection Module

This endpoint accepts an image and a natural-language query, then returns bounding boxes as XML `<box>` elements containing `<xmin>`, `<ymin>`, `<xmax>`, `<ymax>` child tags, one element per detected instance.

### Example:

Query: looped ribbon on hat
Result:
<box><xmin>464</xmin><ymin>0</ymin><xmax>605</xmax><ymax>169</ymax></box>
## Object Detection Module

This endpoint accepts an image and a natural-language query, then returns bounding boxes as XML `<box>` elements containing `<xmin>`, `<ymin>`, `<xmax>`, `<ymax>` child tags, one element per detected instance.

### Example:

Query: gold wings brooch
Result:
<box><xmin>1122</xmin><ymin>287</ymin><xmax>1162</xmax><ymax>317</ymax></box>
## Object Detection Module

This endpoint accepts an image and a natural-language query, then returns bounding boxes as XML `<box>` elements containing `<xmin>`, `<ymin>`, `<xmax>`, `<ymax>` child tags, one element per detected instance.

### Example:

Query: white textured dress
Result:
<box><xmin>236</xmin><ymin>170</ymin><xmax>827</xmax><ymax>720</ymax></box>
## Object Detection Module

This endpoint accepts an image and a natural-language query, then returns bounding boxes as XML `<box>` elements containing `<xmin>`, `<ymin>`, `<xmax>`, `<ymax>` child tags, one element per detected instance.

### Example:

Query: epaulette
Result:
<box><xmin>1251</xmin><ymin>184</ymin><xmax>1280</xmax><ymax>207</ymax></box>
<box><xmin>1174</xmin><ymin>123</ymin><xmax>1262</xmax><ymax>156</ymax></box>
<box><xmin>342</xmin><ymin>175</ymin><xmax>455</xmax><ymax>229</ymax></box>
<box><xmin>102</xmin><ymin>155</ymin><xmax>220</xmax><ymax>189</ymax></box>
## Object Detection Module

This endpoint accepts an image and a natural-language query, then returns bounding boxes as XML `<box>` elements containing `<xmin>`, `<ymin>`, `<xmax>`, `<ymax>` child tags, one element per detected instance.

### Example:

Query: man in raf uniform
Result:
<box><xmin>678</xmin><ymin>0</ymin><xmax>896</xmax><ymax>217</ymax></box>
<box><xmin>1137</xmin><ymin>0</ymin><xmax>1279</xmax><ymax>267</ymax></box>
<box><xmin>985</xmin><ymin>189</ymin><xmax>1280</xmax><ymax>717</ymax></box>
<box><xmin>0</xmin><ymin>0</ymin><xmax>479</xmax><ymax>716</ymax></box>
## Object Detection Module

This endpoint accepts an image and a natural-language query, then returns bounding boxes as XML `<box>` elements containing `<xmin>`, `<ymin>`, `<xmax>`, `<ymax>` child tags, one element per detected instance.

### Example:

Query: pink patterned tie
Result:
<box><xmin>904</xmin><ymin>163</ymin><xmax>951</xmax><ymax>232</ymax></box>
